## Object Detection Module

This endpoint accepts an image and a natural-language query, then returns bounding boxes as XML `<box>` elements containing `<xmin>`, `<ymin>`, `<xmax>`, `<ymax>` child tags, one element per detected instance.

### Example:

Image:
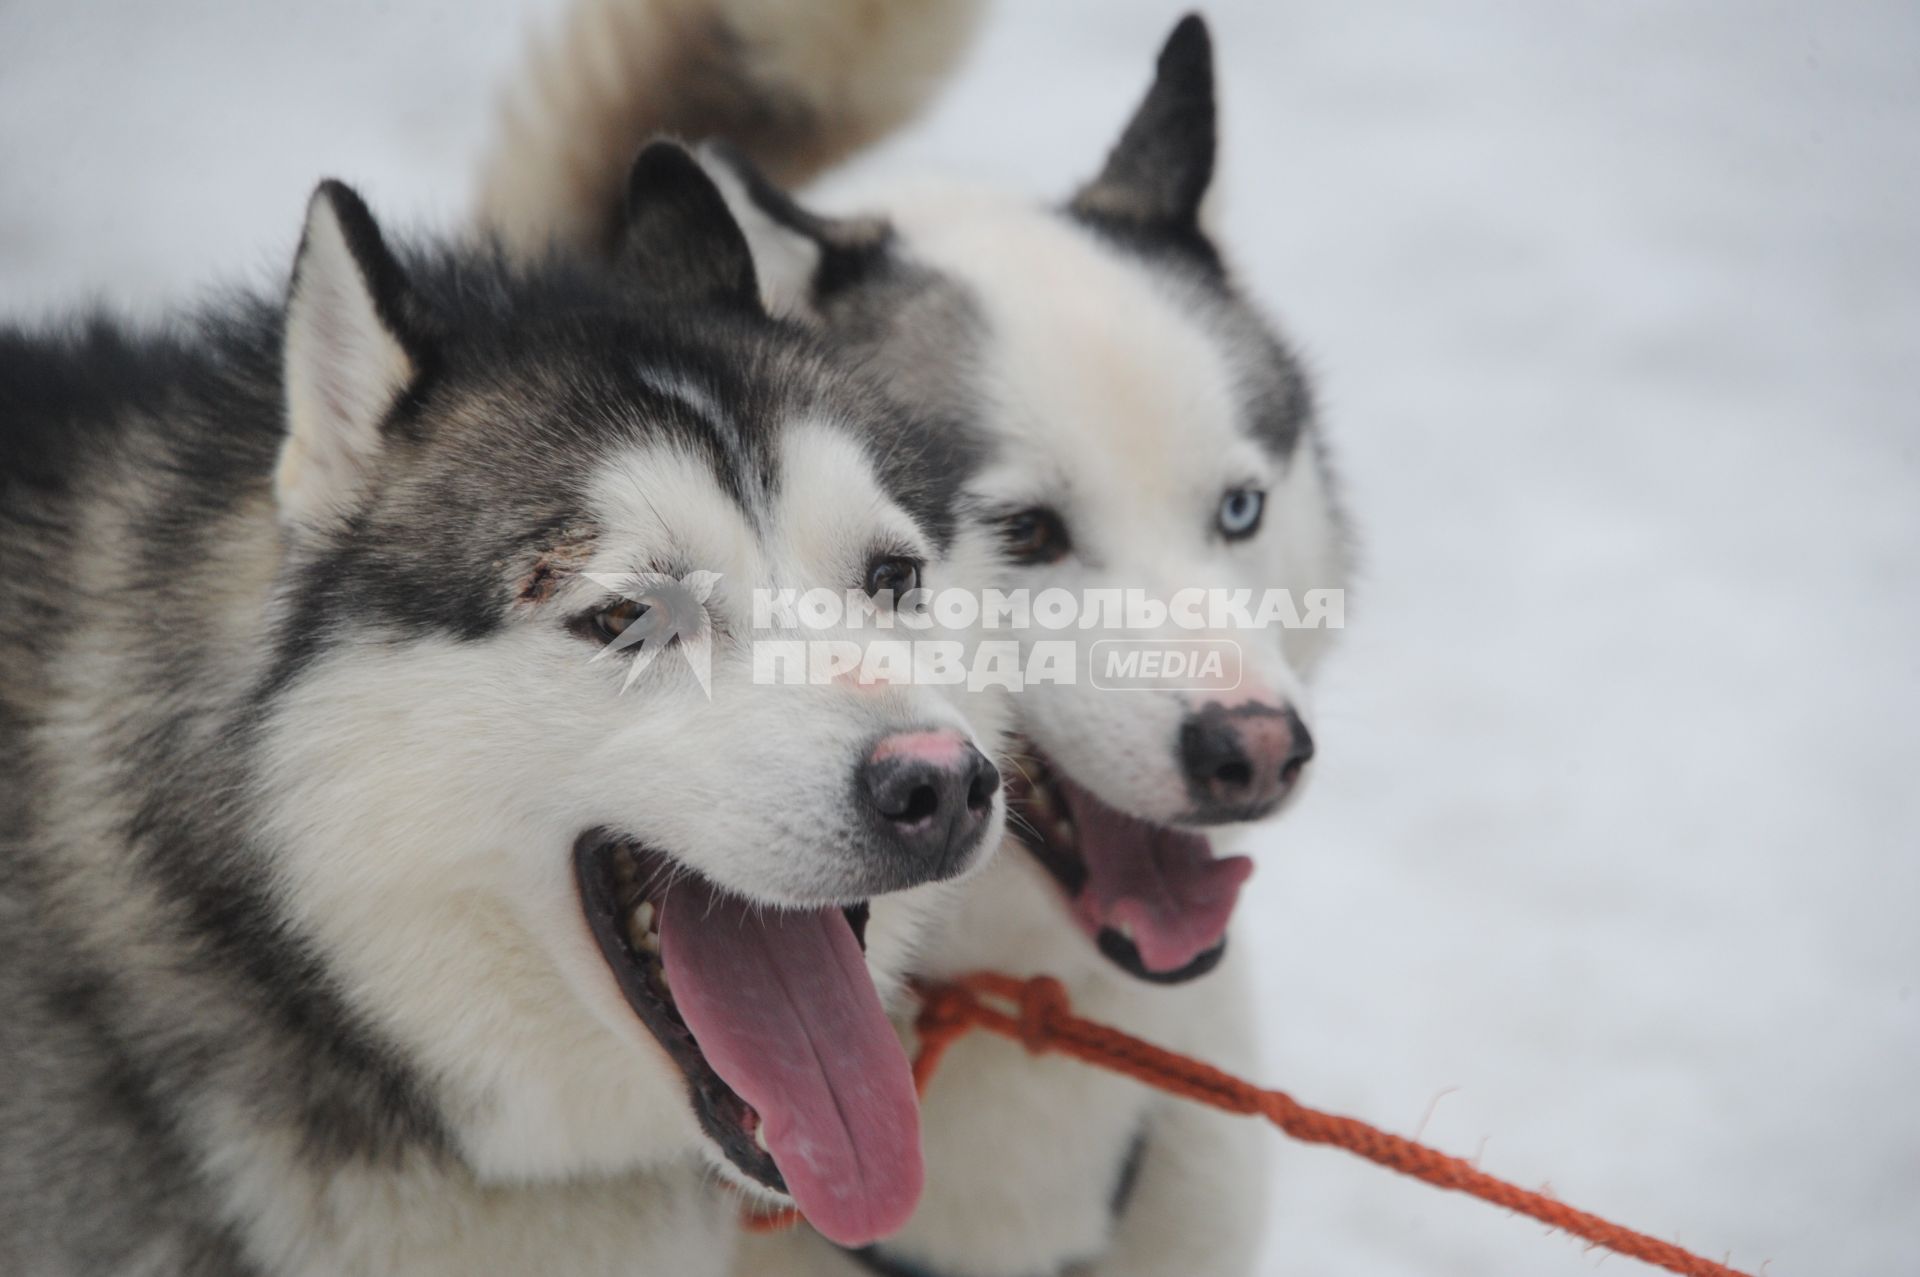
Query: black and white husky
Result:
<box><xmin>481</xmin><ymin>4</ymin><xmax>1352</xmax><ymax>1275</ymax></box>
<box><xmin>0</xmin><ymin>142</ymin><xmax>1013</xmax><ymax>1273</ymax></box>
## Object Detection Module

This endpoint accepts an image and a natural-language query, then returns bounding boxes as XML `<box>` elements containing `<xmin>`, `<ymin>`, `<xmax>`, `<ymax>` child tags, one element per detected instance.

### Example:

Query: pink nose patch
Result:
<box><xmin>1208</xmin><ymin>681</ymin><xmax>1281</xmax><ymax>713</ymax></box>
<box><xmin>1234</xmin><ymin>713</ymin><xmax>1298</xmax><ymax>773</ymax></box>
<box><xmin>869</xmin><ymin>729</ymin><xmax>968</xmax><ymax>769</ymax></box>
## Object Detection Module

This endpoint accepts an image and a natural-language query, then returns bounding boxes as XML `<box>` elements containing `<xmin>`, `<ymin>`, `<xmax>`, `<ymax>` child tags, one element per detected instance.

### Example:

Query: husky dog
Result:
<box><xmin>480</xmin><ymin>6</ymin><xmax>1350</xmax><ymax>1275</ymax></box>
<box><xmin>476</xmin><ymin>8</ymin><xmax>1355</xmax><ymax>1273</ymax></box>
<box><xmin>478</xmin><ymin>5</ymin><xmax>1355</xmax><ymax>1274</ymax></box>
<box><xmin>0</xmin><ymin>140</ymin><xmax>1014</xmax><ymax>1274</ymax></box>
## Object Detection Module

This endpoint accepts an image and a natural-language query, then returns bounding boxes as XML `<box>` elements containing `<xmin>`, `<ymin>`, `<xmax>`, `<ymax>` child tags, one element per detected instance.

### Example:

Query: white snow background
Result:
<box><xmin>3</xmin><ymin>1</ymin><xmax>1916</xmax><ymax>1273</ymax></box>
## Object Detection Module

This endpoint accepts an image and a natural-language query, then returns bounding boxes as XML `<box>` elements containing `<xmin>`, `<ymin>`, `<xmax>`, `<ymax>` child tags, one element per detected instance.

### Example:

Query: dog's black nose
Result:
<box><xmin>861</xmin><ymin>730</ymin><xmax>999</xmax><ymax>874</ymax></box>
<box><xmin>1179</xmin><ymin>704</ymin><xmax>1313</xmax><ymax>820</ymax></box>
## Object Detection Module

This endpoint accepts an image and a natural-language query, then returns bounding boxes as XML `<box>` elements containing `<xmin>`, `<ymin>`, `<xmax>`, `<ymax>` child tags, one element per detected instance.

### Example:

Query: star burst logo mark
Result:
<box><xmin>582</xmin><ymin>570</ymin><xmax>722</xmax><ymax>696</ymax></box>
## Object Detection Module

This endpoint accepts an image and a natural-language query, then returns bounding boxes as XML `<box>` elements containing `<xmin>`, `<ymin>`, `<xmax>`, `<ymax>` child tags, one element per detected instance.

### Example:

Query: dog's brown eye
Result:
<box><xmin>592</xmin><ymin>598</ymin><xmax>650</xmax><ymax>642</ymax></box>
<box><xmin>1000</xmin><ymin>507</ymin><xmax>1070</xmax><ymax>565</ymax></box>
<box><xmin>865</xmin><ymin>555</ymin><xmax>922</xmax><ymax>601</ymax></box>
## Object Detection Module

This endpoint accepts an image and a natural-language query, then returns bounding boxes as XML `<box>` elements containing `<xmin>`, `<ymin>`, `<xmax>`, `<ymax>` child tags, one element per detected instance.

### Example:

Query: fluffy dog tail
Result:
<box><xmin>475</xmin><ymin>0</ymin><xmax>986</xmax><ymax>254</ymax></box>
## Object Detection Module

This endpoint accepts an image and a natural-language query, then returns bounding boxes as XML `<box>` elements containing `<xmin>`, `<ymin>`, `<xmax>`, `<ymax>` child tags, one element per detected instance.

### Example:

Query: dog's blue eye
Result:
<box><xmin>1217</xmin><ymin>488</ymin><xmax>1265</xmax><ymax>540</ymax></box>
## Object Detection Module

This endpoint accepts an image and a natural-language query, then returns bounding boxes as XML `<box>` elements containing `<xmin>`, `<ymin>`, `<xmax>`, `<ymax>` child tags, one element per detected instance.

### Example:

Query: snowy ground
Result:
<box><xmin>4</xmin><ymin>1</ymin><xmax>1916</xmax><ymax>1273</ymax></box>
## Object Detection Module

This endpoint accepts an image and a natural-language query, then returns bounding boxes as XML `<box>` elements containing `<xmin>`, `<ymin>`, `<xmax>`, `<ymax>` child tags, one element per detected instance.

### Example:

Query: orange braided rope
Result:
<box><xmin>743</xmin><ymin>973</ymin><xmax>1754</xmax><ymax>1277</ymax></box>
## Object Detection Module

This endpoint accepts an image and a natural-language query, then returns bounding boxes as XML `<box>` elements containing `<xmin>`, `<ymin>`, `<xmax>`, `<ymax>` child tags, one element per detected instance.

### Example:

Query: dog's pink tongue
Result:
<box><xmin>1059</xmin><ymin>779</ymin><xmax>1254</xmax><ymax>973</ymax></box>
<box><xmin>659</xmin><ymin>881</ymin><xmax>922</xmax><ymax>1247</ymax></box>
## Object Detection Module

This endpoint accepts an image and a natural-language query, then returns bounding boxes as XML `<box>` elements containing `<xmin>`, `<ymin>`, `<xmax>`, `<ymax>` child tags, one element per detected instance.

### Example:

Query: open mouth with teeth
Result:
<box><xmin>1006</xmin><ymin>746</ymin><xmax>1254</xmax><ymax>983</ymax></box>
<box><xmin>573</xmin><ymin>832</ymin><xmax>921</xmax><ymax>1246</ymax></box>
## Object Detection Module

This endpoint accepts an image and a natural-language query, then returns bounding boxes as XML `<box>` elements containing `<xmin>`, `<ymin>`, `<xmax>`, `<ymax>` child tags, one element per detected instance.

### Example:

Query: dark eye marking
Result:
<box><xmin>515</xmin><ymin>526</ymin><xmax>600</xmax><ymax>605</ymax></box>
<box><xmin>587</xmin><ymin>597</ymin><xmax>649</xmax><ymax>643</ymax></box>
<box><xmin>864</xmin><ymin>554</ymin><xmax>923</xmax><ymax>605</ymax></box>
<box><xmin>997</xmin><ymin>506</ymin><xmax>1071</xmax><ymax>565</ymax></box>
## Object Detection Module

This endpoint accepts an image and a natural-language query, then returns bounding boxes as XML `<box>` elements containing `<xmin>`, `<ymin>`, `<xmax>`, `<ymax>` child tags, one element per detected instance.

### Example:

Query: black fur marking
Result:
<box><xmin>1</xmin><ymin>299</ymin><xmax>455</xmax><ymax>1168</ymax></box>
<box><xmin>1067</xmin><ymin>203</ymin><xmax>1227</xmax><ymax>279</ymax></box>
<box><xmin>641</xmin><ymin>146</ymin><xmax>994</xmax><ymax>549</ymax></box>
<box><xmin>845</xmin><ymin>1245</ymin><xmax>948</xmax><ymax>1277</ymax></box>
<box><xmin>121</xmin><ymin>767</ymin><xmax>457</xmax><ymax>1167</ymax></box>
<box><xmin>1110</xmin><ymin>1126</ymin><xmax>1151</xmax><ymax>1220</ymax></box>
<box><xmin>622</xmin><ymin>142</ymin><xmax>763</xmax><ymax>309</ymax></box>
<box><xmin>16</xmin><ymin>960</ymin><xmax>265</xmax><ymax>1273</ymax></box>
<box><xmin>1071</xmin><ymin>14</ymin><xmax>1216</xmax><ymax>232</ymax></box>
<box><xmin>705</xmin><ymin>141</ymin><xmax>895</xmax><ymax>301</ymax></box>
<box><xmin>247</xmin><ymin>242</ymin><xmax>890</xmax><ymax>698</ymax></box>
<box><xmin>1235</xmin><ymin>314</ymin><xmax>1317</xmax><ymax>459</ymax></box>
<box><xmin>814</xmin><ymin>266</ymin><xmax>995</xmax><ymax>552</ymax></box>
<box><xmin>299</xmin><ymin>180</ymin><xmax>434</xmax><ymax>375</ymax></box>
<box><xmin>1</xmin><ymin>320</ymin><xmax>179</xmax><ymax>494</ymax></box>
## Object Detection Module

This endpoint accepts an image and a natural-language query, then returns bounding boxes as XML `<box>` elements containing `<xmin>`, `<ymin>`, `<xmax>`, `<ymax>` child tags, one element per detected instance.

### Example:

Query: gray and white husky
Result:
<box><xmin>481</xmin><ymin>4</ymin><xmax>1352</xmax><ymax>1275</ymax></box>
<box><xmin>0</xmin><ymin>141</ymin><xmax>1013</xmax><ymax>1273</ymax></box>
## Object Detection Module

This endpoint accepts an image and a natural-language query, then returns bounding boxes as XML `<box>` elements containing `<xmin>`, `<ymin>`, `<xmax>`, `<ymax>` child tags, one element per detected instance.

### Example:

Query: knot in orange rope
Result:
<box><xmin>1013</xmin><ymin>975</ymin><xmax>1068</xmax><ymax>1053</ymax></box>
<box><xmin>912</xmin><ymin>983</ymin><xmax>972</xmax><ymax>1038</ymax></box>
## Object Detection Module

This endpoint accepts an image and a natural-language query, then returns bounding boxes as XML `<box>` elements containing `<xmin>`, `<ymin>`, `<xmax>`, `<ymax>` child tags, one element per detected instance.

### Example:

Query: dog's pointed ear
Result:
<box><xmin>278</xmin><ymin>180</ymin><xmax>425</xmax><ymax>529</ymax></box>
<box><xmin>619</xmin><ymin>142</ymin><xmax>763</xmax><ymax>310</ymax></box>
<box><xmin>1070</xmin><ymin>13</ymin><xmax>1216</xmax><ymax>231</ymax></box>
<box><xmin>619</xmin><ymin>141</ymin><xmax>890</xmax><ymax>320</ymax></box>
